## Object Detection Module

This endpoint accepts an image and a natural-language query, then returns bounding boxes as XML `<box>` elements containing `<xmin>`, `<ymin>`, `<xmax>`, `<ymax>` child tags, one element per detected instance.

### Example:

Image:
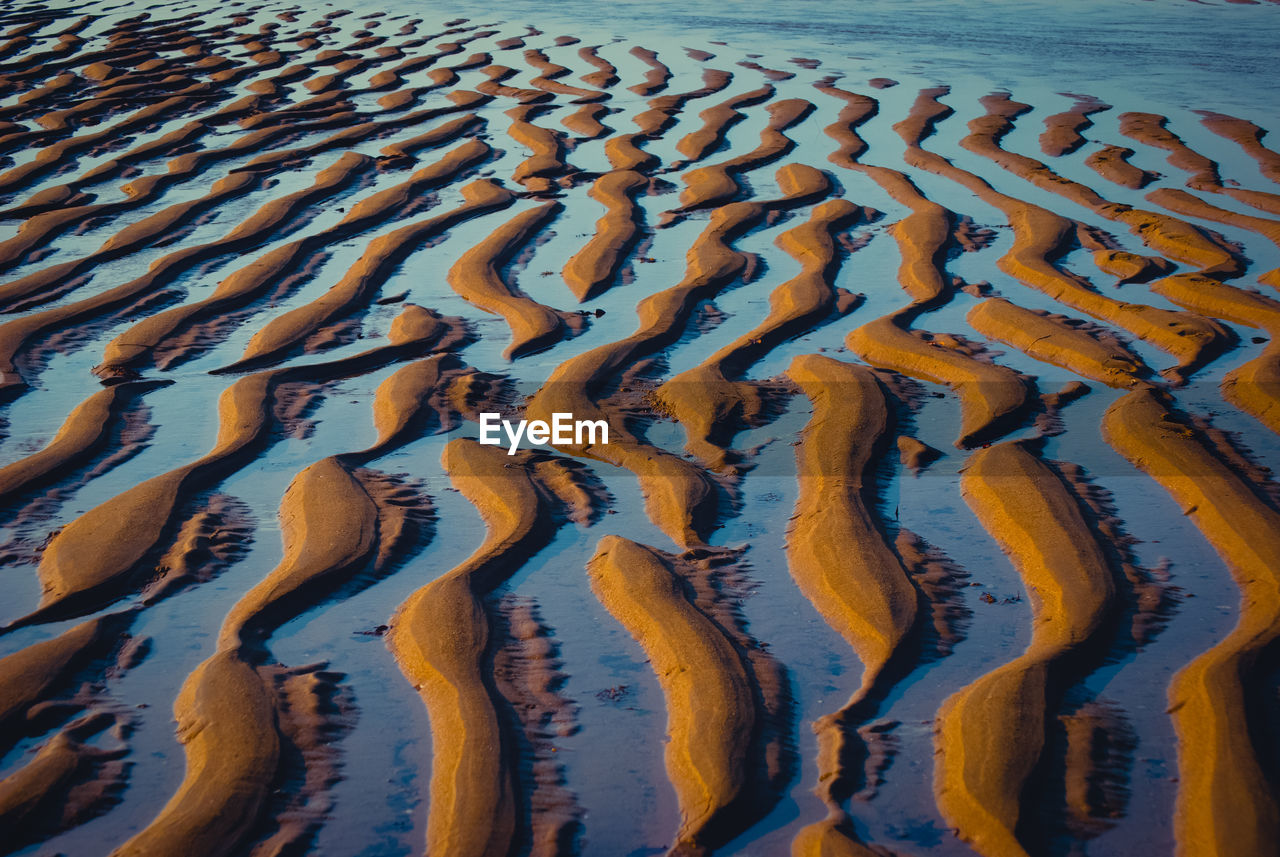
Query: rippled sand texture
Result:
<box><xmin>0</xmin><ymin>1</ymin><xmax>1278</xmax><ymax>856</ymax></box>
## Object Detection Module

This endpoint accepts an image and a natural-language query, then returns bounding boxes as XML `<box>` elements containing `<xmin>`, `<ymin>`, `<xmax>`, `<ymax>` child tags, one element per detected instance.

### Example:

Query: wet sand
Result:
<box><xmin>0</xmin><ymin>1</ymin><xmax>1277</xmax><ymax>856</ymax></box>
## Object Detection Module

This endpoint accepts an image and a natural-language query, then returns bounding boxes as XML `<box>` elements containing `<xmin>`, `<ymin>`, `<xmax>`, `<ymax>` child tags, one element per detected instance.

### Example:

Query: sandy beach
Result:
<box><xmin>0</xmin><ymin>0</ymin><xmax>1278</xmax><ymax>854</ymax></box>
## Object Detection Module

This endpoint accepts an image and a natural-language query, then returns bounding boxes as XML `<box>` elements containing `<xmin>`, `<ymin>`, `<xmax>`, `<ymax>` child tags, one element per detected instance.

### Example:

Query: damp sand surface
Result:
<box><xmin>0</xmin><ymin>1</ymin><xmax>1278</xmax><ymax>856</ymax></box>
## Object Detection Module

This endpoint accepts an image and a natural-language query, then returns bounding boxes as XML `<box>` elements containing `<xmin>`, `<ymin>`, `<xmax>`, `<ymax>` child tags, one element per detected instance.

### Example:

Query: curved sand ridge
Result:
<box><xmin>0</xmin><ymin>380</ymin><xmax>164</xmax><ymax>501</ymax></box>
<box><xmin>1114</xmin><ymin>115</ymin><xmax>1280</xmax><ymax>221</ymax></box>
<box><xmin>675</xmin><ymin>84</ymin><xmax>775</xmax><ymax>166</ymax></box>
<box><xmin>634</xmin><ymin>68</ymin><xmax>734</xmax><ymax>138</ymax></box>
<box><xmin>959</xmin><ymin>95</ymin><xmax>1280</xmax><ymax>263</ymax></box>
<box><xmin>0</xmin><ymin>612</ymin><xmax>133</xmax><ymax>753</ymax></box>
<box><xmin>967</xmin><ymin>297</ymin><xmax>1151</xmax><ymax>389</ymax></box>
<box><xmin>476</xmin><ymin>63</ymin><xmax>553</xmax><ymax>105</ymax></box>
<box><xmin>388</xmin><ymin>438</ymin><xmax>592</xmax><ymax>857</ymax></box>
<box><xmin>366</xmin><ymin>352</ymin><xmax>467</xmax><ymax>454</ymax></box>
<box><xmin>0</xmin><ymin>118</ymin><xmax>210</xmax><ymax>221</ymax></box>
<box><xmin>1116</xmin><ymin>113</ymin><xmax>1280</xmax><ymax>221</ymax></box>
<box><xmin>1039</xmin><ymin>95</ymin><xmax>1110</xmax><ymax>158</ymax></box>
<box><xmin>1085</xmin><ymin>144</ymin><xmax>1158</xmax><ymax>190</ymax></box>
<box><xmin>627</xmin><ymin>46</ymin><xmax>671</xmax><ymax>97</ymax></box>
<box><xmin>0</xmin><ymin>93</ymin><xmax>208</xmax><ymax>202</ymax></box>
<box><xmin>523</xmin><ymin>48</ymin><xmax>606</xmax><ymax>103</ymax></box>
<box><xmin>0</xmin><ymin>16</ymin><xmax>492</xmax><ymax>235</ymax></box>
<box><xmin>863</xmin><ymin>167</ymin><xmax>952</xmax><ymax>304</ymax></box>
<box><xmin>575</xmin><ymin>44</ymin><xmax>617</xmax><ymax>90</ymax></box>
<box><xmin>0</xmin><ymin>90</ymin><xmax>359</xmax><ymax>258</ymax></box>
<box><xmin>0</xmin><ymin>167</ymin><xmax>260</xmax><ymax>280</ymax></box>
<box><xmin>561</xmin><ymin>169</ymin><xmax>647</xmax><ymax>300</ymax></box>
<box><xmin>446</xmin><ymin>199</ymin><xmax>586</xmax><ymax>359</ymax></box>
<box><xmin>942</xmin><ymin>92</ymin><xmax>1280</xmax><ymax>432</ymax></box>
<box><xmin>936</xmin><ymin>440</ymin><xmax>1115</xmax><ymax>857</ymax></box>
<box><xmin>606</xmin><ymin>130</ymin><xmax>659</xmax><ymax>173</ymax></box>
<box><xmin>589</xmin><ymin>535</ymin><xmax>782</xmax><ymax>856</ymax></box>
<box><xmin>375</xmin><ymin>55</ymin><xmax>495</xmax><ymax>111</ymax></box>
<box><xmin>604</xmin><ymin>68</ymin><xmax>737</xmax><ymax>177</ymax></box>
<box><xmin>108</xmin><ymin>649</ymin><xmax>280</xmax><ymax>857</ymax></box>
<box><xmin>506</xmin><ymin>104</ymin><xmax>574</xmax><ymax>193</ymax></box>
<box><xmin>1102</xmin><ymin>389</ymin><xmax>1280</xmax><ymax>857</ymax></box>
<box><xmin>784</xmin><ymin>354</ymin><xmax>918</xmax><ymax>857</ymax></box>
<box><xmin>815</xmin><ymin>82</ymin><xmax>877</xmax><ymax>168</ymax></box>
<box><xmin>1199</xmin><ymin>111</ymin><xmax>1280</xmax><ymax>186</ymax></box>
<box><xmin>1145</xmin><ymin>187</ymin><xmax>1280</xmax><ymax>255</ymax></box>
<box><xmin>847</xmin><ymin>314</ymin><xmax>1033</xmax><ymax>449</ymax></box>
<box><xmin>1118</xmin><ymin>112</ymin><xmax>1221</xmax><ymax>192</ymax></box>
<box><xmin>0</xmin><ymin>711</ymin><xmax>129</xmax><ymax>851</ymax></box>
<box><xmin>607</xmin><ymin>64</ymin><xmax>732</xmax><ymax>173</ymax></box>
<box><xmin>561</xmin><ymin>102</ymin><xmax>611</xmax><ymax>139</ymax></box>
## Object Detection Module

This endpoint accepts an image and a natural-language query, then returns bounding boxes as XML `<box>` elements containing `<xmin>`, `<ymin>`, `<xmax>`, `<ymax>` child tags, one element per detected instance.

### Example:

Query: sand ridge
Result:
<box><xmin>1103</xmin><ymin>389</ymin><xmax>1280</xmax><ymax>857</ymax></box>
<box><xmin>936</xmin><ymin>440</ymin><xmax>1116</xmax><ymax>857</ymax></box>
